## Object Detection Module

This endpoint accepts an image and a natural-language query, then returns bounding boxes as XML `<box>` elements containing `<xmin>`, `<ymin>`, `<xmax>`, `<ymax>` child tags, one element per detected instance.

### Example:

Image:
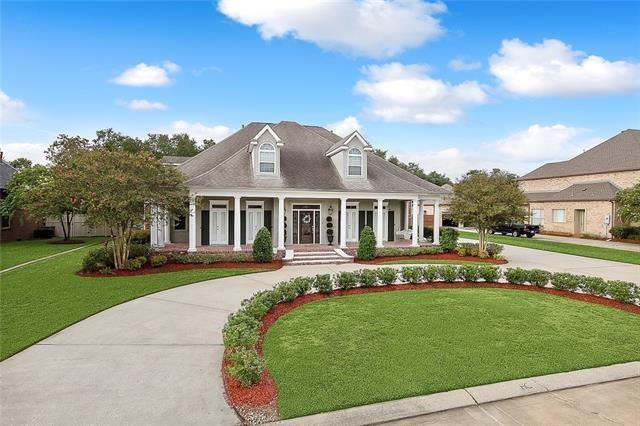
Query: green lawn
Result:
<box><xmin>459</xmin><ymin>230</ymin><xmax>640</xmax><ymax>265</ymax></box>
<box><xmin>380</xmin><ymin>259</ymin><xmax>488</xmax><ymax>266</ymax></box>
<box><xmin>263</xmin><ymin>289</ymin><xmax>640</xmax><ymax>418</ymax></box>
<box><xmin>0</xmin><ymin>237</ymin><xmax>105</xmax><ymax>270</ymax></box>
<box><xmin>0</xmin><ymin>245</ymin><xmax>262</xmax><ymax>360</ymax></box>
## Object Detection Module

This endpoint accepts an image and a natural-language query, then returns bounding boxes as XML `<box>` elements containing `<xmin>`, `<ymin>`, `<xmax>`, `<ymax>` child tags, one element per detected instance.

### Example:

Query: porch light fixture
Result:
<box><xmin>328</xmin><ymin>205</ymin><xmax>334</xmax><ymax>215</ymax></box>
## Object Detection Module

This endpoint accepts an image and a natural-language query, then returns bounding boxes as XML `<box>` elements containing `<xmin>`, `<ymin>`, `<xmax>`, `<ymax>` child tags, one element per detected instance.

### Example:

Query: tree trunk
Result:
<box><xmin>59</xmin><ymin>218</ymin><xmax>69</xmax><ymax>240</ymax></box>
<box><xmin>111</xmin><ymin>223</ymin><xmax>132</xmax><ymax>269</ymax></box>
<box><xmin>478</xmin><ymin>228</ymin><xmax>488</xmax><ymax>254</ymax></box>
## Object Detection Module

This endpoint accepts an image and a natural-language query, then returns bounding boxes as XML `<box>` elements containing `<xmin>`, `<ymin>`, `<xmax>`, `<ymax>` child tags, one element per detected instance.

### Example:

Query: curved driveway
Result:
<box><xmin>1</xmin><ymin>245</ymin><xmax>638</xmax><ymax>425</ymax></box>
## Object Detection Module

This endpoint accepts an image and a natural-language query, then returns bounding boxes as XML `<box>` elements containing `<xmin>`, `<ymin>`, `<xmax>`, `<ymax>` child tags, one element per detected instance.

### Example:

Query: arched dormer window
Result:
<box><xmin>347</xmin><ymin>148</ymin><xmax>362</xmax><ymax>176</ymax></box>
<box><xmin>259</xmin><ymin>143</ymin><xmax>276</xmax><ymax>173</ymax></box>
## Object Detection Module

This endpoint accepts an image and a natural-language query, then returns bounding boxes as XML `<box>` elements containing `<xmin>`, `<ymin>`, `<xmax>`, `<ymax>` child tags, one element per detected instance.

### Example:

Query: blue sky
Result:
<box><xmin>1</xmin><ymin>0</ymin><xmax>639</xmax><ymax>177</ymax></box>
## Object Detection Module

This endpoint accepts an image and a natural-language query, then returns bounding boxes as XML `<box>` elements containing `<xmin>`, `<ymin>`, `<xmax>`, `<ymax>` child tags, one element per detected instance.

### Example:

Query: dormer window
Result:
<box><xmin>259</xmin><ymin>143</ymin><xmax>276</xmax><ymax>173</ymax></box>
<box><xmin>348</xmin><ymin>148</ymin><xmax>363</xmax><ymax>176</ymax></box>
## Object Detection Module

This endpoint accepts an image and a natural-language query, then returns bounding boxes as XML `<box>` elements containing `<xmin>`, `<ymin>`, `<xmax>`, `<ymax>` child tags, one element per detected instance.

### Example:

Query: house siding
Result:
<box><xmin>519</xmin><ymin>170</ymin><xmax>640</xmax><ymax>192</ymax></box>
<box><xmin>528</xmin><ymin>201</ymin><xmax>615</xmax><ymax>237</ymax></box>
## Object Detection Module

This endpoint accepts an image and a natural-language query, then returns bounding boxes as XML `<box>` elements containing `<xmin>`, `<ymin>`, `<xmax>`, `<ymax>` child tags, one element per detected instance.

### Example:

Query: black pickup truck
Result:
<box><xmin>490</xmin><ymin>223</ymin><xmax>540</xmax><ymax>238</ymax></box>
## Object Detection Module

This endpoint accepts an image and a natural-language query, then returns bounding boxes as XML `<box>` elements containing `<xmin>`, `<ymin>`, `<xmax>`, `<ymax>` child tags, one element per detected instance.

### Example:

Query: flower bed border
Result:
<box><xmin>78</xmin><ymin>260</ymin><xmax>282</xmax><ymax>277</ymax></box>
<box><xmin>224</xmin><ymin>280</ymin><xmax>639</xmax><ymax>424</ymax></box>
<box><xmin>357</xmin><ymin>253</ymin><xmax>507</xmax><ymax>265</ymax></box>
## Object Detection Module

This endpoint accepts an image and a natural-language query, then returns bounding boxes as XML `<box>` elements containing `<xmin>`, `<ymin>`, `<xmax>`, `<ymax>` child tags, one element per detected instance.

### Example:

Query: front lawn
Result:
<box><xmin>263</xmin><ymin>289</ymin><xmax>640</xmax><ymax>418</ymax></box>
<box><xmin>380</xmin><ymin>259</ymin><xmax>488</xmax><ymax>266</ymax></box>
<box><xmin>0</xmin><ymin>245</ymin><xmax>262</xmax><ymax>360</ymax></box>
<box><xmin>459</xmin><ymin>230</ymin><xmax>640</xmax><ymax>265</ymax></box>
<box><xmin>0</xmin><ymin>237</ymin><xmax>105</xmax><ymax>270</ymax></box>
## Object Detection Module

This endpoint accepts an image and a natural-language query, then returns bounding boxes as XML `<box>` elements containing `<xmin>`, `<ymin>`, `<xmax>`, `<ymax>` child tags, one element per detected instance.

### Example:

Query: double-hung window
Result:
<box><xmin>259</xmin><ymin>143</ymin><xmax>275</xmax><ymax>173</ymax></box>
<box><xmin>552</xmin><ymin>209</ymin><xmax>566</xmax><ymax>223</ymax></box>
<box><xmin>347</xmin><ymin>148</ymin><xmax>362</xmax><ymax>176</ymax></box>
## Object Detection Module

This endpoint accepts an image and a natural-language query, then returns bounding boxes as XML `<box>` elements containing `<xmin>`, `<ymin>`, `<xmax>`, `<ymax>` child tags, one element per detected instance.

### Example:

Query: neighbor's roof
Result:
<box><xmin>525</xmin><ymin>181</ymin><xmax>620</xmax><ymax>202</ymax></box>
<box><xmin>519</xmin><ymin>129</ymin><xmax>640</xmax><ymax>181</ymax></box>
<box><xmin>162</xmin><ymin>155</ymin><xmax>191</xmax><ymax>165</ymax></box>
<box><xmin>0</xmin><ymin>159</ymin><xmax>17</xmax><ymax>189</ymax></box>
<box><xmin>178</xmin><ymin>120</ymin><xmax>447</xmax><ymax>194</ymax></box>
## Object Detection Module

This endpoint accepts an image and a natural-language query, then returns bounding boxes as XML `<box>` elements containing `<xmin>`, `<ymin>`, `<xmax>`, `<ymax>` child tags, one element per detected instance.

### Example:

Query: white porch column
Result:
<box><xmin>277</xmin><ymin>195</ymin><xmax>285</xmax><ymax>250</ymax></box>
<box><xmin>433</xmin><ymin>201</ymin><xmax>441</xmax><ymax>245</ymax></box>
<box><xmin>339</xmin><ymin>197</ymin><xmax>347</xmax><ymax>249</ymax></box>
<box><xmin>163</xmin><ymin>209</ymin><xmax>171</xmax><ymax>245</ymax></box>
<box><xmin>404</xmin><ymin>201</ymin><xmax>410</xmax><ymax>229</ymax></box>
<box><xmin>187</xmin><ymin>198</ymin><xmax>197</xmax><ymax>252</ymax></box>
<box><xmin>376</xmin><ymin>198</ymin><xmax>384</xmax><ymax>248</ymax></box>
<box><xmin>233</xmin><ymin>195</ymin><xmax>241</xmax><ymax>252</ymax></box>
<box><xmin>418</xmin><ymin>200</ymin><xmax>425</xmax><ymax>242</ymax></box>
<box><xmin>411</xmin><ymin>198</ymin><xmax>419</xmax><ymax>247</ymax></box>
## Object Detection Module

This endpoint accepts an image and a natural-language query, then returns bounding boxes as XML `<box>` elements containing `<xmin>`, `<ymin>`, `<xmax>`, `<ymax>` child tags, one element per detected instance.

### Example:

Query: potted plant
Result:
<box><xmin>326</xmin><ymin>216</ymin><xmax>334</xmax><ymax>245</ymax></box>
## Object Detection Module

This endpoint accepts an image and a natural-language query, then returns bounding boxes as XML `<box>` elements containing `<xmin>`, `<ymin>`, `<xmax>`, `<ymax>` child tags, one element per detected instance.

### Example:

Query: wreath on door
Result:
<box><xmin>302</xmin><ymin>213</ymin><xmax>312</xmax><ymax>224</ymax></box>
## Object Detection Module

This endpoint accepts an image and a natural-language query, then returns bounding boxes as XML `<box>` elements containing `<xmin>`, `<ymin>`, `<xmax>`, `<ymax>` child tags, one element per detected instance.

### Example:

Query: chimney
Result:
<box><xmin>0</xmin><ymin>151</ymin><xmax>3</xmax><ymax>162</ymax></box>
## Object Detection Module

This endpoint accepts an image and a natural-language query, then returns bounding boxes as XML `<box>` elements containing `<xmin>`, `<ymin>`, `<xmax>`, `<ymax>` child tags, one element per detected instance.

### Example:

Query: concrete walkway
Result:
<box><xmin>1</xmin><ymin>246</ymin><xmax>638</xmax><ymax>424</ymax></box>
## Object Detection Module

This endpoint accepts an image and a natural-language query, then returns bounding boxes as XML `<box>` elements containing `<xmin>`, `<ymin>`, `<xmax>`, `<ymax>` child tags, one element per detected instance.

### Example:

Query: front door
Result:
<box><xmin>346</xmin><ymin>208</ymin><xmax>358</xmax><ymax>241</ymax></box>
<box><xmin>298</xmin><ymin>210</ymin><xmax>314</xmax><ymax>243</ymax></box>
<box><xmin>210</xmin><ymin>209</ymin><xmax>227</xmax><ymax>244</ymax></box>
<box><xmin>574</xmin><ymin>209</ymin><xmax>586</xmax><ymax>235</ymax></box>
<box><xmin>246</xmin><ymin>207</ymin><xmax>264</xmax><ymax>244</ymax></box>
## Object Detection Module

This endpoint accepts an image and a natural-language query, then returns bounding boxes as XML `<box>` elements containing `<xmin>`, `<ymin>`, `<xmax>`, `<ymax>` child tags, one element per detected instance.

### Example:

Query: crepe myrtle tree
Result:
<box><xmin>615</xmin><ymin>181</ymin><xmax>640</xmax><ymax>224</ymax></box>
<box><xmin>449</xmin><ymin>169</ymin><xmax>527</xmax><ymax>254</ymax></box>
<box><xmin>72</xmin><ymin>149</ymin><xmax>188</xmax><ymax>269</ymax></box>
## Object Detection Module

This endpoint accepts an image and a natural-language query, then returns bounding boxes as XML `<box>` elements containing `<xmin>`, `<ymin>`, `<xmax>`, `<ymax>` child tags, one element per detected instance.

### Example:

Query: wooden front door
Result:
<box><xmin>298</xmin><ymin>210</ymin><xmax>314</xmax><ymax>244</ymax></box>
<box><xmin>574</xmin><ymin>209</ymin><xmax>586</xmax><ymax>235</ymax></box>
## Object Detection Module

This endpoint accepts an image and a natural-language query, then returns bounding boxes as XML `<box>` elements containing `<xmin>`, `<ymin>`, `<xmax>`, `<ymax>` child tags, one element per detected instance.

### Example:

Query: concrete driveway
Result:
<box><xmin>1</xmin><ymin>246</ymin><xmax>638</xmax><ymax>425</ymax></box>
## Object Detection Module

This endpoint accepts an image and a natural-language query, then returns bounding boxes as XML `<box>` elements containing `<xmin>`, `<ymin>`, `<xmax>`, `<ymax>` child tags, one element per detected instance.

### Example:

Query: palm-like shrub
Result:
<box><xmin>252</xmin><ymin>226</ymin><xmax>273</xmax><ymax>262</ymax></box>
<box><xmin>357</xmin><ymin>226</ymin><xmax>377</xmax><ymax>260</ymax></box>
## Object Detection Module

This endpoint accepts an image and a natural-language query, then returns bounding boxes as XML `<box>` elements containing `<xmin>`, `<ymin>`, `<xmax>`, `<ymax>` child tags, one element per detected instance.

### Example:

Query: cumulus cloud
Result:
<box><xmin>354</xmin><ymin>62</ymin><xmax>488</xmax><ymax>123</ymax></box>
<box><xmin>0</xmin><ymin>142</ymin><xmax>47</xmax><ymax>164</ymax></box>
<box><xmin>170</xmin><ymin>120</ymin><xmax>233</xmax><ymax>142</ymax></box>
<box><xmin>448</xmin><ymin>58</ymin><xmax>481</xmax><ymax>71</ymax></box>
<box><xmin>218</xmin><ymin>0</ymin><xmax>446</xmax><ymax>58</ymax></box>
<box><xmin>326</xmin><ymin>116</ymin><xmax>361</xmax><ymax>137</ymax></box>
<box><xmin>490</xmin><ymin>38</ymin><xmax>640</xmax><ymax>96</ymax></box>
<box><xmin>112</xmin><ymin>62</ymin><xmax>180</xmax><ymax>87</ymax></box>
<box><xmin>118</xmin><ymin>99</ymin><xmax>168</xmax><ymax>111</ymax></box>
<box><xmin>1</xmin><ymin>91</ymin><xmax>26</xmax><ymax>123</ymax></box>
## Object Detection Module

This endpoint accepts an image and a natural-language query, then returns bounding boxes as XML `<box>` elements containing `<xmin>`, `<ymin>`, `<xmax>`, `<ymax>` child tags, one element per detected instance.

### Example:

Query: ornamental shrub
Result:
<box><xmin>478</xmin><ymin>265</ymin><xmax>501</xmax><ymax>282</ymax></box>
<box><xmin>458</xmin><ymin>264</ymin><xmax>480</xmax><ymax>282</ymax></box>
<box><xmin>223</xmin><ymin>322</ymin><xmax>259</xmax><ymax>350</ymax></box>
<box><xmin>579</xmin><ymin>276</ymin><xmax>608</xmax><ymax>296</ymax></box>
<box><xmin>335</xmin><ymin>271</ymin><xmax>358</xmax><ymax>289</ymax></box>
<box><xmin>291</xmin><ymin>277</ymin><xmax>313</xmax><ymax>296</ymax></box>
<box><xmin>609</xmin><ymin>225</ymin><xmax>640</xmax><ymax>240</ymax></box>
<box><xmin>526</xmin><ymin>269</ymin><xmax>551</xmax><ymax>287</ymax></box>
<box><xmin>252</xmin><ymin>227</ymin><xmax>273</xmax><ymax>262</ymax></box>
<box><xmin>401</xmin><ymin>266</ymin><xmax>423</xmax><ymax>283</ymax></box>
<box><xmin>456</xmin><ymin>243</ymin><xmax>479</xmax><ymax>257</ymax></box>
<box><xmin>357</xmin><ymin>269</ymin><xmax>378</xmax><ymax>287</ymax></box>
<box><xmin>607</xmin><ymin>280</ymin><xmax>637</xmax><ymax>304</ymax></box>
<box><xmin>225</xmin><ymin>311</ymin><xmax>260</xmax><ymax>331</ymax></box>
<box><xmin>375</xmin><ymin>246</ymin><xmax>442</xmax><ymax>258</ymax></box>
<box><xmin>357</xmin><ymin>226</ymin><xmax>377</xmax><ymax>260</ymax></box>
<box><xmin>376</xmin><ymin>267</ymin><xmax>397</xmax><ymax>285</ymax></box>
<box><xmin>150</xmin><ymin>254</ymin><xmax>167</xmax><ymax>267</ymax></box>
<box><xmin>313</xmin><ymin>274</ymin><xmax>333</xmax><ymax>293</ymax></box>
<box><xmin>439</xmin><ymin>228</ymin><xmax>459</xmax><ymax>252</ymax></box>
<box><xmin>486</xmin><ymin>243</ymin><xmax>504</xmax><ymax>259</ymax></box>
<box><xmin>550</xmin><ymin>272</ymin><xmax>580</xmax><ymax>291</ymax></box>
<box><xmin>82</xmin><ymin>246</ymin><xmax>113</xmax><ymax>272</ymax></box>
<box><xmin>422</xmin><ymin>265</ymin><xmax>439</xmax><ymax>282</ymax></box>
<box><xmin>122</xmin><ymin>257</ymin><xmax>145</xmax><ymax>271</ymax></box>
<box><xmin>438</xmin><ymin>265</ymin><xmax>458</xmax><ymax>282</ymax></box>
<box><xmin>276</xmin><ymin>281</ymin><xmax>298</xmax><ymax>302</ymax></box>
<box><xmin>225</xmin><ymin>347</ymin><xmax>265</xmax><ymax>387</ymax></box>
<box><xmin>240</xmin><ymin>298</ymin><xmax>270</xmax><ymax>321</ymax></box>
<box><xmin>130</xmin><ymin>229</ymin><xmax>150</xmax><ymax>244</ymax></box>
<box><xmin>128</xmin><ymin>243</ymin><xmax>151</xmax><ymax>259</ymax></box>
<box><xmin>504</xmin><ymin>267</ymin><xmax>528</xmax><ymax>284</ymax></box>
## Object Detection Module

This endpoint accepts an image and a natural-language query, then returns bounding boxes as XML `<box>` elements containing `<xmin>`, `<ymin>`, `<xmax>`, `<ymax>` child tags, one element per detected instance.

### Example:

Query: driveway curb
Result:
<box><xmin>273</xmin><ymin>361</ymin><xmax>640</xmax><ymax>425</ymax></box>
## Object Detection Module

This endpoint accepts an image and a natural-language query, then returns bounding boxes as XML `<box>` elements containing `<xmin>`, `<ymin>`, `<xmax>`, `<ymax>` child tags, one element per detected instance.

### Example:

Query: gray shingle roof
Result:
<box><xmin>525</xmin><ymin>181</ymin><xmax>620</xmax><ymax>202</ymax></box>
<box><xmin>325</xmin><ymin>130</ymin><xmax>372</xmax><ymax>155</ymax></box>
<box><xmin>520</xmin><ymin>129</ymin><xmax>640</xmax><ymax>180</ymax></box>
<box><xmin>0</xmin><ymin>160</ymin><xmax>17</xmax><ymax>189</ymax></box>
<box><xmin>179</xmin><ymin>120</ymin><xmax>447</xmax><ymax>194</ymax></box>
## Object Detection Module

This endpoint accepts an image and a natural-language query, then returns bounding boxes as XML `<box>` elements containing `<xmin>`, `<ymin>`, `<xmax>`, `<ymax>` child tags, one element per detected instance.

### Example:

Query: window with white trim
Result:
<box><xmin>347</xmin><ymin>148</ymin><xmax>362</xmax><ymax>176</ymax></box>
<box><xmin>552</xmin><ymin>209</ymin><xmax>566</xmax><ymax>223</ymax></box>
<box><xmin>530</xmin><ymin>208</ymin><xmax>544</xmax><ymax>226</ymax></box>
<box><xmin>259</xmin><ymin>143</ymin><xmax>275</xmax><ymax>173</ymax></box>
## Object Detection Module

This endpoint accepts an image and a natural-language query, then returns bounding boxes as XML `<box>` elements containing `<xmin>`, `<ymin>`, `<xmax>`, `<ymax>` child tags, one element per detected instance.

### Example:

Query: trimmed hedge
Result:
<box><xmin>357</xmin><ymin>226</ymin><xmax>377</xmax><ymax>260</ymax></box>
<box><xmin>374</xmin><ymin>246</ymin><xmax>442</xmax><ymax>258</ymax></box>
<box><xmin>223</xmin><ymin>266</ymin><xmax>639</xmax><ymax>386</ymax></box>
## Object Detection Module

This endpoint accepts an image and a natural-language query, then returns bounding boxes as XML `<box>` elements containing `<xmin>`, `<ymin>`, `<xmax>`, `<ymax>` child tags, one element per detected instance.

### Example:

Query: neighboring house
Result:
<box><xmin>151</xmin><ymin>121</ymin><xmax>448</xmax><ymax>252</ymax></box>
<box><xmin>0</xmin><ymin>157</ymin><xmax>41</xmax><ymax>241</ymax></box>
<box><xmin>519</xmin><ymin>129</ymin><xmax>640</xmax><ymax>237</ymax></box>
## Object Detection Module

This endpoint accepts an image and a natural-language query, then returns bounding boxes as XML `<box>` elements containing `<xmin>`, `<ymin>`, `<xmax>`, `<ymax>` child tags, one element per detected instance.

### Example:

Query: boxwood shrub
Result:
<box><xmin>607</xmin><ymin>280</ymin><xmax>637</xmax><ymax>304</ymax></box>
<box><xmin>357</xmin><ymin>269</ymin><xmax>378</xmax><ymax>287</ymax></box>
<box><xmin>252</xmin><ymin>227</ymin><xmax>273</xmax><ymax>263</ymax></box>
<box><xmin>550</xmin><ymin>272</ymin><xmax>580</xmax><ymax>291</ymax></box>
<box><xmin>504</xmin><ymin>267</ymin><xmax>528</xmax><ymax>284</ymax></box>
<box><xmin>579</xmin><ymin>276</ymin><xmax>608</xmax><ymax>296</ymax></box>
<box><xmin>335</xmin><ymin>271</ymin><xmax>357</xmax><ymax>289</ymax></box>
<box><xmin>376</xmin><ymin>267</ymin><xmax>398</xmax><ymax>285</ymax></box>
<box><xmin>458</xmin><ymin>264</ymin><xmax>480</xmax><ymax>282</ymax></box>
<box><xmin>150</xmin><ymin>254</ymin><xmax>167</xmax><ymax>267</ymax></box>
<box><xmin>478</xmin><ymin>265</ymin><xmax>501</xmax><ymax>282</ymax></box>
<box><xmin>401</xmin><ymin>266</ymin><xmax>423</xmax><ymax>283</ymax></box>
<box><xmin>438</xmin><ymin>265</ymin><xmax>458</xmax><ymax>282</ymax></box>
<box><xmin>225</xmin><ymin>348</ymin><xmax>265</xmax><ymax>386</ymax></box>
<box><xmin>422</xmin><ymin>265</ymin><xmax>439</xmax><ymax>282</ymax></box>
<box><xmin>313</xmin><ymin>274</ymin><xmax>333</xmax><ymax>293</ymax></box>
<box><xmin>357</xmin><ymin>226</ymin><xmax>377</xmax><ymax>260</ymax></box>
<box><xmin>526</xmin><ymin>269</ymin><xmax>551</xmax><ymax>287</ymax></box>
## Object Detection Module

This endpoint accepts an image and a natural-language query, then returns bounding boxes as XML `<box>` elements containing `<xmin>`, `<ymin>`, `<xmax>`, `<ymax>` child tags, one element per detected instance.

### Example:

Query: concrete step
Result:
<box><xmin>292</xmin><ymin>254</ymin><xmax>343</xmax><ymax>260</ymax></box>
<box><xmin>287</xmin><ymin>258</ymin><xmax>352</xmax><ymax>266</ymax></box>
<box><xmin>293</xmin><ymin>251</ymin><xmax>337</xmax><ymax>256</ymax></box>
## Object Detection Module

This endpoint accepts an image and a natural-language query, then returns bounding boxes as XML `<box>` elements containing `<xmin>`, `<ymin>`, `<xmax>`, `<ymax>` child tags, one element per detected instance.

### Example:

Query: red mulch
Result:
<box><xmin>357</xmin><ymin>253</ymin><xmax>507</xmax><ymax>264</ymax></box>
<box><xmin>223</xmin><ymin>281</ymin><xmax>639</xmax><ymax>422</ymax></box>
<box><xmin>78</xmin><ymin>260</ymin><xmax>282</xmax><ymax>277</ymax></box>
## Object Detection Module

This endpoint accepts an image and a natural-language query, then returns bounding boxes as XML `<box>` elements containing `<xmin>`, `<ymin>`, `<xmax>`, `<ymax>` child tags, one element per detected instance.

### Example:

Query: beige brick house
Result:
<box><xmin>519</xmin><ymin>129</ymin><xmax>640</xmax><ymax>237</ymax></box>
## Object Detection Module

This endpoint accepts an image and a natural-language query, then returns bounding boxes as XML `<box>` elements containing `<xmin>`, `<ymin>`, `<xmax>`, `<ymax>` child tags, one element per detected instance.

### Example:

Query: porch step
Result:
<box><xmin>284</xmin><ymin>248</ymin><xmax>354</xmax><ymax>266</ymax></box>
<box><xmin>287</xmin><ymin>258</ymin><xmax>352</xmax><ymax>266</ymax></box>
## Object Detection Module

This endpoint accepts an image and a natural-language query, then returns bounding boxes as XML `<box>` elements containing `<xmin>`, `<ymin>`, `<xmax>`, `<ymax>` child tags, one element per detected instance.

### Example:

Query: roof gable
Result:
<box><xmin>325</xmin><ymin>130</ymin><xmax>372</xmax><ymax>156</ymax></box>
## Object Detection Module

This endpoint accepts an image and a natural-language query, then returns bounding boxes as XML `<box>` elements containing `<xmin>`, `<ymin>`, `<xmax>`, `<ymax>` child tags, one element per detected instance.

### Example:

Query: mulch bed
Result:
<box><xmin>223</xmin><ymin>281</ymin><xmax>639</xmax><ymax>424</ymax></box>
<box><xmin>78</xmin><ymin>260</ymin><xmax>282</xmax><ymax>277</ymax></box>
<box><xmin>357</xmin><ymin>253</ymin><xmax>507</xmax><ymax>264</ymax></box>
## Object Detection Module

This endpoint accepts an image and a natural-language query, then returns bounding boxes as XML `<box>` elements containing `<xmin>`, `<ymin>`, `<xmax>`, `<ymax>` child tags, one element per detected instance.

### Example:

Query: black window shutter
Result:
<box><xmin>359</xmin><ymin>211</ymin><xmax>366</xmax><ymax>235</ymax></box>
<box><xmin>228</xmin><ymin>212</ymin><xmax>234</xmax><ymax>245</ymax></box>
<box><xmin>264</xmin><ymin>211</ymin><xmax>272</xmax><ymax>233</ymax></box>
<box><xmin>366</xmin><ymin>211</ymin><xmax>374</xmax><ymax>228</ymax></box>
<box><xmin>240</xmin><ymin>211</ymin><xmax>246</xmax><ymax>245</ymax></box>
<box><xmin>201</xmin><ymin>210</ymin><xmax>210</xmax><ymax>245</ymax></box>
<box><xmin>388</xmin><ymin>211</ymin><xmax>395</xmax><ymax>241</ymax></box>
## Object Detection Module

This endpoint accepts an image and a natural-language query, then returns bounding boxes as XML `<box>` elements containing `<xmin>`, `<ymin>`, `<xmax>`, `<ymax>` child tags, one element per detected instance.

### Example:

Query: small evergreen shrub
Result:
<box><xmin>335</xmin><ymin>271</ymin><xmax>358</xmax><ymax>289</ymax></box>
<box><xmin>291</xmin><ymin>277</ymin><xmax>313</xmax><ymax>296</ymax></box>
<box><xmin>128</xmin><ymin>243</ymin><xmax>151</xmax><ymax>259</ymax></box>
<box><xmin>550</xmin><ymin>272</ymin><xmax>580</xmax><ymax>291</ymax></box>
<box><xmin>130</xmin><ymin>229</ymin><xmax>150</xmax><ymax>244</ymax></box>
<box><xmin>150</xmin><ymin>254</ymin><xmax>167</xmax><ymax>267</ymax></box>
<box><xmin>607</xmin><ymin>280</ymin><xmax>637</xmax><ymax>304</ymax></box>
<box><xmin>82</xmin><ymin>246</ymin><xmax>113</xmax><ymax>272</ymax></box>
<box><xmin>122</xmin><ymin>257</ymin><xmax>145</xmax><ymax>271</ymax></box>
<box><xmin>375</xmin><ymin>246</ymin><xmax>443</xmax><ymax>258</ymax></box>
<box><xmin>401</xmin><ymin>266</ymin><xmax>423</xmax><ymax>283</ymax></box>
<box><xmin>438</xmin><ymin>265</ymin><xmax>458</xmax><ymax>282</ymax></box>
<box><xmin>422</xmin><ymin>265</ymin><xmax>439</xmax><ymax>282</ymax></box>
<box><xmin>225</xmin><ymin>348</ymin><xmax>265</xmax><ymax>387</ymax></box>
<box><xmin>223</xmin><ymin>322</ymin><xmax>259</xmax><ymax>350</ymax></box>
<box><xmin>357</xmin><ymin>269</ymin><xmax>378</xmax><ymax>287</ymax></box>
<box><xmin>609</xmin><ymin>225</ymin><xmax>640</xmax><ymax>240</ymax></box>
<box><xmin>313</xmin><ymin>274</ymin><xmax>333</xmax><ymax>293</ymax></box>
<box><xmin>276</xmin><ymin>281</ymin><xmax>298</xmax><ymax>302</ymax></box>
<box><xmin>252</xmin><ymin>227</ymin><xmax>273</xmax><ymax>262</ymax></box>
<box><xmin>376</xmin><ymin>267</ymin><xmax>397</xmax><ymax>285</ymax></box>
<box><xmin>456</xmin><ymin>243</ymin><xmax>479</xmax><ymax>257</ymax></box>
<box><xmin>357</xmin><ymin>226</ymin><xmax>377</xmax><ymax>260</ymax></box>
<box><xmin>504</xmin><ymin>267</ymin><xmax>528</xmax><ymax>284</ymax></box>
<box><xmin>458</xmin><ymin>264</ymin><xmax>480</xmax><ymax>282</ymax></box>
<box><xmin>486</xmin><ymin>243</ymin><xmax>504</xmax><ymax>259</ymax></box>
<box><xmin>439</xmin><ymin>228</ymin><xmax>459</xmax><ymax>252</ymax></box>
<box><xmin>478</xmin><ymin>265</ymin><xmax>501</xmax><ymax>282</ymax></box>
<box><xmin>579</xmin><ymin>276</ymin><xmax>608</xmax><ymax>296</ymax></box>
<box><xmin>225</xmin><ymin>311</ymin><xmax>261</xmax><ymax>331</ymax></box>
<box><xmin>526</xmin><ymin>269</ymin><xmax>551</xmax><ymax>287</ymax></box>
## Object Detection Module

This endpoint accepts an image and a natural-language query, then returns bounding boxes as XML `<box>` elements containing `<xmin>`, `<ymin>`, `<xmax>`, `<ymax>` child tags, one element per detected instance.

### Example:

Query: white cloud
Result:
<box><xmin>0</xmin><ymin>91</ymin><xmax>26</xmax><ymax>123</ymax></box>
<box><xmin>112</xmin><ymin>62</ymin><xmax>180</xmax><ymax>87</ymax></box>
<box><xmin>490</xmin><ymin>38</ymin><xmax>640</xmax><ymax>96</ymax></box>
<box><xmin>448</xmin><ymin>57</ymin><xmax>481</xmax><ymax>71</ymax></box>
<box><xmin>326</xmin><ymin>116</ymin><xmax>361</xmax><ymax>137</ymax></box>
<box><xmin>118</xmin><ymin>99</ymin><xmax>168</xmax><ymax>111</ymax></box>
<box><xmin>218</xmin><ymin>0</ymin><xmax>446</xmax><ymax>58</ymax></box>
<box><xmin>0</xmin><ymin>142</ymin><xmax>47</xmax><ymax>164</ymax></box>
<box><xmin>170</xmin><ymin>120</ymin><xmax>233</xmax><ymax>142</ymax></box>
<box><xmin>354</xmin><ymin>62</ymin><xmax>488</xmax><ymax>123</ymax></box>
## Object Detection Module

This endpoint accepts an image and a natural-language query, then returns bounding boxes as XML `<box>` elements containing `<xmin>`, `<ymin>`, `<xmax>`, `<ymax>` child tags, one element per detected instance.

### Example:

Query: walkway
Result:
<box><xmin>1</xmin><ymin>246</ymin><xmax>638</xmax><ymax>424</ymax></box>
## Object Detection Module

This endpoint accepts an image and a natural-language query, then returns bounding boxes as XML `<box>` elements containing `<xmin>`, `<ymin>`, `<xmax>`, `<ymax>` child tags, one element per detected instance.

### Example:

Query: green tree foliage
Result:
<box><xmin>449</xmin><ymin>169</ymin><xmax>527</xmax><ymax>254</ymax></box>
<box><xmin>201</xmin><ymin>139</ymin><xmax>216</xmax><ymax>150</ymax></box>
<box><xmin>357</xmin><ymin>226</ymin><xmax>377</xmax><ymax>260</ymax></box>
<box><xmin>8</xmin><ymin>158</ymin><xmax>32</xmax><ymax>170</ymax></box>
<box><xmin>615</xmin><ymin>181</ymin><xmax>640</xmax><ymax>224</ymax></box>
<box><xmin>252</xmin><ymin>227</ymin><xmax>273</xmax><ymax>262</ymax></box>
<box><xmin>373</xmin><ymin>149</ymin><xmax>451</xmax><ymax>186</ymax></box>
<box><xmin>45</xmin><ymin>134</ymin><xmax>92</xmax><ymax>165</ymax></box>
<box><xmin>146</xmin><ymin>133</ymin><xmax>204</xmax><ymax>157</ymax></box>
<box><xmin>71</xmin><ymin>149</ymin><xmax>188</xmax><ymax>269</ymax></box>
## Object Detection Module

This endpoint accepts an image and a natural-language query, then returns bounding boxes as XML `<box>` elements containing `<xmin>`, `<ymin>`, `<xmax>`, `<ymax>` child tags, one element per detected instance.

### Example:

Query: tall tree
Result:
<box><xmin>45</xmin><ymin>134</ymin><xmax>91</xmax><ymax>165</ymax></box>
<box><xmin>8</xmin><ymin>158</ymin><xmax>32</xmax><ymax>170</ymax></box>
<box><xmin>449</xmin><ymin>169</ymin><xmax>527</xmax><ymax>254</ymax></box>
<box><xmin>94</xmin><ymin>128</ymin><xmax>148</xmax><ymax>154</ymax></box>
<box><xmin>201</xmin><ymin>138</ymin><xmax>216</xmax><ymax>150</ymax></box>
<box><xmin>615</xmin><ymin>181</ymin><xmax>640</xmax><ymax>224</ymax></box>
<box><xmin>373</xmin><ymin>148</ymin><xmax>387</xmax><ymax>159</ymax></box>
<box><xmin>387</xmin><ymin>155</ymin><xmax>452</xmax><ymax>186</ymax></box>
<box><xmin>72</xmin><ymin>149</ymin><xmax>187</xmax><ymax>269</ymax></box>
